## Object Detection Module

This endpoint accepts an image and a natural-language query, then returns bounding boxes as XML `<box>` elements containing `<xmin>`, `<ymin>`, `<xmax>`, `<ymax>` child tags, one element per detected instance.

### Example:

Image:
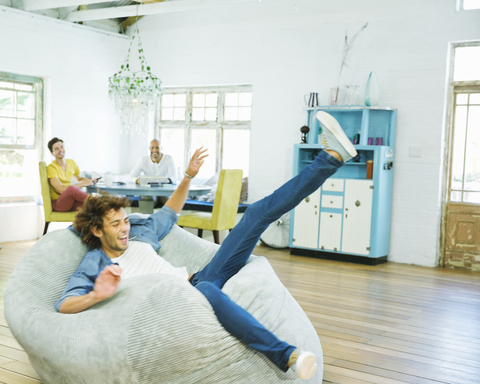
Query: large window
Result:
<box><xmin>448</xmin><ymin>45</ymin><xmax>480</xmax><ymax>204</ymax></box>
<box><xmin>157</xmin><ymin>86</ymin><xmax>252</xmax><ymax>181</ymax></box>
<box><xmin>0</xmin><ymin>73</ymin><xmax>43</xmax><ymax>202</ymax></box>
<box><xmin>457</xmin><ymin>0</ymin><xmax>480</xmax><ymax>10</ymax></box>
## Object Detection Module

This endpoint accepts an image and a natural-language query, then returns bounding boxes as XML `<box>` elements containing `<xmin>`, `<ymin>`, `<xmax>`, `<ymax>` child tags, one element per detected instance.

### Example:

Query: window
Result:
<box><xmin>457</xmin><ymin>0</ymin><xmax>480</xmax><ymax>10</ymax></box>
<box><xmin>157</xmin><ymin>86</ymin><xmax>252</xmax><ymax>181</ymax></box>
<box><xmin>0</xmin><ymin>73</ymin><xmax>43</xmax><ymax>202</ymax></box>
<box><xmin>448</xmin><ymin>44</ymin><xmax>480</xmax><ymax>204</ymax></box>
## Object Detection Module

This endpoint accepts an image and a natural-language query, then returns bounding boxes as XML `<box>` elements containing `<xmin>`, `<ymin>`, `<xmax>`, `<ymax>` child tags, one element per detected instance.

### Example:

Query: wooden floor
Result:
<box><xmin>0</xmin><ymin>240</ymin><xmax>480</xmax><ymax>384</ymax></box>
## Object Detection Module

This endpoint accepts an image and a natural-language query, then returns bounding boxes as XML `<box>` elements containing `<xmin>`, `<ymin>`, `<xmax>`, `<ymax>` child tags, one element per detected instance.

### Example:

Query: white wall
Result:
<box><xmin>136</xmin><ymin>0</ymin><xmax>479</xmax><ymax>267</ymax></box>
<box><xmin>0</xmin><ymin>6</ymin><xmax>142</xmax><ymax>242</ymax></box>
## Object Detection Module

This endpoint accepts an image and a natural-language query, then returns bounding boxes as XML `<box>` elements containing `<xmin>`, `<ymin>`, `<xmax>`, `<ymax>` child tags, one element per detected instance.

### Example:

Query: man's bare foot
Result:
<box><xmin>324</xmin><ymin>149</ymin><xmax>343</xmax><ymax>162</ymax></box>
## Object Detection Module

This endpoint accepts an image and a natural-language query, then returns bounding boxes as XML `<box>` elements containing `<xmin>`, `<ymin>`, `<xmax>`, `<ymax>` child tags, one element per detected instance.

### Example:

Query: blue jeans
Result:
<box><xmin>190</xmin><ymin>150</ymin><xmax>342</xmax><ymax>371</ymax></box>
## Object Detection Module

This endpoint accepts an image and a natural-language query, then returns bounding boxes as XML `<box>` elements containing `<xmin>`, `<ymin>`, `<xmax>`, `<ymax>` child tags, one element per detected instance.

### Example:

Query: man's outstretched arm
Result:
<box><xmin>165</xmin><ymin>147</ymin><xmax>208</xmax><ymax>214</ymax></box>
<box><xmin>58</xmin><ymin>265</ymin><xmax>121</xmax><ymax>314</ymax></box>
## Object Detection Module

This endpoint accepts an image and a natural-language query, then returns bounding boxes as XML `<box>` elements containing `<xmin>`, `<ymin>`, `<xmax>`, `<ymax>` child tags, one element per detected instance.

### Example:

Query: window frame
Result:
<box><xmin>0</xmin><ymin>72</ymin><xmax>44</xmax><ymax>203</ymax></box>
<box><xmin>444</xmin><ymin>42</ymin><xmax>480</xmax><ymax>206</ymax></box>
<box><xmin>155</xmin><ymin>85</ymin><xmax>252</xmax><ymax>177</ymax></box>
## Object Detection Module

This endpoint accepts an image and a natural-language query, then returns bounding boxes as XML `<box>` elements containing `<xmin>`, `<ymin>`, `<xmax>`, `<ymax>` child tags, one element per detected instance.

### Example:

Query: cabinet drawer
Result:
<box><xmin>322</xmin><ymin>178</ymin><xmax>344</xmax><ymax>192</ymax></box>
<box><xmin>321</xmin><ymin>195</ymin><xmax>343</xmax><ymax>209</ymax></box>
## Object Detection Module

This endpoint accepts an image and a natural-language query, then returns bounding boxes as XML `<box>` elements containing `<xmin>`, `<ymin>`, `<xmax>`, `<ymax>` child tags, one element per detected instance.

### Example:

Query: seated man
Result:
<box><xmin>129</xmin><ymin>139</ymin><xmax>177</xmax><ymax>184</ymax></box>
<box><xmin>55</xmin><ymin>112</ymin><xmax>357</xmax><ymax>380</ymax></box>
<box><xmin>46</xmin><ymin>137</ymin><xmax>97</xmax><ymax>212</ymax></box>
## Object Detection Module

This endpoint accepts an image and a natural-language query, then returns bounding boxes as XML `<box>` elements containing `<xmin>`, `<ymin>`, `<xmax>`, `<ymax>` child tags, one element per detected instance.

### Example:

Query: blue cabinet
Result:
<box><xmin>289</xmin><ymin>107</ymin><xmax>397</xmax><ymax>265</ymax></box>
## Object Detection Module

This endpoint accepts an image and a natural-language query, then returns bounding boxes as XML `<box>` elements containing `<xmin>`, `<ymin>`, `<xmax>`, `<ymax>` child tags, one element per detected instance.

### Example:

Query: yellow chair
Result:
<box><xmin>178</xmin><ymin>169</ymin><xmax>243</xmax><ymax>244</ymax></box>
<box><xmin>39</xmin><ymin>161</ymin><xmax>77</xmax><ymax>235</ymax></box>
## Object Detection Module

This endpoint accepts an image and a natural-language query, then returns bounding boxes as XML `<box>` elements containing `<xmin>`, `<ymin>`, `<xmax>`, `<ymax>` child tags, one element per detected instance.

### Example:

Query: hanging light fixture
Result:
<box><xmin>108</xmin><ymin>22</ymin><xmax>161</xmax><ymax>136</ymax></box>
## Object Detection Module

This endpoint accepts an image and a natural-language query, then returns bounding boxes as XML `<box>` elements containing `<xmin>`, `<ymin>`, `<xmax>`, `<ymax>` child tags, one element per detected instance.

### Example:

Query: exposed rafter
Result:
<box><xmin>65</xmin><ymin>0</ymin><xmax>258</xmax><ymax>22</ymax></box>
<box><xmin>19</xmin><ymin>0</ymin><xmax>109</xmax><ymax>11</ymax></box>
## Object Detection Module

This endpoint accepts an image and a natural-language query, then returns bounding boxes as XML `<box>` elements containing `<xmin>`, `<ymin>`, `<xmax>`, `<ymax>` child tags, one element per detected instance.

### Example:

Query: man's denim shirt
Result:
<box><xmin>54</xmin><ymin>206</ymin><xmax>178</xmax><ymax>312</ymax></box>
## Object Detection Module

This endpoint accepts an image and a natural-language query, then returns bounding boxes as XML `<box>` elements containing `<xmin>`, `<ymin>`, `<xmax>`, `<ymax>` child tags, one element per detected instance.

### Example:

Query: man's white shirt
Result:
<box><xmin>110</xmin><ymin>240</ymin><xmax>189</xmax><ymax>280</ymax></box>
<box><xmin>129</xmin><ymin>154</ymin><xmax>177</xmax><ymax>184</ymax></box>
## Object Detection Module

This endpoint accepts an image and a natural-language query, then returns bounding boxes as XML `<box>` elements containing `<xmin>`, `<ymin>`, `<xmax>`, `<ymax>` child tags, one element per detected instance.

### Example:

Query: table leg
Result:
<box><xmin>139</xmin><ymin>196</ymin><xmax>154</xmax><ymax>214</ymax></box>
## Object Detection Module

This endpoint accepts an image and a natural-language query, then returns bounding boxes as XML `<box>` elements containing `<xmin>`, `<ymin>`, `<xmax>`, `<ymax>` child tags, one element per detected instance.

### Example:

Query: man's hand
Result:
<box><xmin>185</xmin><ymin>147</ymin><xmax>209</xmax><ymax>178</ymax></box>
<box><xmin>58</xmin><ymin>265</ymin><xmax>122</xmax><ymax>314</ymax></box>
<box><xmin>93</xmin><ymin>265</ymin><xmax>121</xmax><ymax>301</ymax></box>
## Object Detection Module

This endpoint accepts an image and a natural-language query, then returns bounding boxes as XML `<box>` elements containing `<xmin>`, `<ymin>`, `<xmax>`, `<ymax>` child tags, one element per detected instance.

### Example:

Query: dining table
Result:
<box><xmin>87</xmin><ymin>182</ymin><xmax>211</xmax><ymax>214</ymax></box>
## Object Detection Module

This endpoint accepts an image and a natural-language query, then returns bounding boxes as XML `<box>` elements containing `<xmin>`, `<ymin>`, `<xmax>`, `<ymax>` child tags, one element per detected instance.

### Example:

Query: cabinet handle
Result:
<box><xmin>305</xmin><ymin>197</ymin><xmax>310</xmax><ymax>203</ymax></box>
<box><xmin>330</xmin><ymin>201</ymin><xmax>333</xmax><ymax>204</ymax></box>
<box><xmin>355</xmin><ymin>200</ymin><xmax>361</xmax><ymax>207</ymax></box>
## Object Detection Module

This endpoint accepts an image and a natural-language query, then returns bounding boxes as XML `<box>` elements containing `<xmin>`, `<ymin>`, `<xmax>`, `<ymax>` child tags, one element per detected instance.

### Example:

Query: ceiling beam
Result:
<box><xmin>65</xmin><ymin>0</ymin><xmax>259</xmax><ymax>22</ymax></box>
<box><xmin>19</xmin><ymin>0</ymin><xmax>108</xmax><ymax>11</ymax></box>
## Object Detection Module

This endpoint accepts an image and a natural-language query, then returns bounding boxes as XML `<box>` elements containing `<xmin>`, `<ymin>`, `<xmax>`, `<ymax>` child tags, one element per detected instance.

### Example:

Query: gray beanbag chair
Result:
<box><xmin>4</xmin><ymin>225</ymin><xmax>323</xmax><ymax>383</ymax></box>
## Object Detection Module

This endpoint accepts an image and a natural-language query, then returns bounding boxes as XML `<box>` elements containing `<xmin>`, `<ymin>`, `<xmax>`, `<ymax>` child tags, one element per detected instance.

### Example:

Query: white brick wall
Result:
<box><xmin>0</xmin><ymin>6</ymin><xmax>143</xmax><ymax>242</ymax></box>
<box><xmin>136</xmin><ymin>0</ymin><xmax>479</xmax><ymax>267</ymax></box>
<box><xmin>0</xmin><ymin>1</ymin><xmax>478</xmax><ymax>267</ymax></box>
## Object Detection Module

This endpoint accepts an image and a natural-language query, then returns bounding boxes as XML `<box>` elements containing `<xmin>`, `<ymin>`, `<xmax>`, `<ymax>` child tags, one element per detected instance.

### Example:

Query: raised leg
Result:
<box><xmin>191</xmin><ymin>150</ymin><xmax>343</xmax><ymax>288</ymax></box>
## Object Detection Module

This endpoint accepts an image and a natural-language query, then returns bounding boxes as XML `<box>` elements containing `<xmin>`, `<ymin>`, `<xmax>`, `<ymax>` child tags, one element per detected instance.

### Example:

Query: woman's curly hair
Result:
<box><xmin>74</xmin><ymin>193</ymin><xmax>131</xmax><ymax>249</ymax></box>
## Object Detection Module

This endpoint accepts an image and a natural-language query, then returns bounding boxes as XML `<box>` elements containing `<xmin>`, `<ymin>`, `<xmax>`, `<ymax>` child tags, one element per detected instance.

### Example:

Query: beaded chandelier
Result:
<box><xmin>108</xmin><ymin>24</ymin><xmax>161</xmax><ymax>136</ymax></box>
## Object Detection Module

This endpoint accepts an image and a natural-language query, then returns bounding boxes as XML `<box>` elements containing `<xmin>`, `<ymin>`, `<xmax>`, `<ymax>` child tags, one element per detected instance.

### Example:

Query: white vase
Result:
<box><xmin>364</xmin><ymin>71</ymin><xmax>379</xmax><ymax>107</ymax></box>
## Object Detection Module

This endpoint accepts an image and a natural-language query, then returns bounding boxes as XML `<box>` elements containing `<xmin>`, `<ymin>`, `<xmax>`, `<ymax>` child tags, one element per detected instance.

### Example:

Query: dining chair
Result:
<box><xmin>39</xmin><ymin>161</ymin><xmax>77</xmax><ymax>235</ymax></box>
<box><xmin>178</xmin><ymin>169</ymin><xmax>243</xmax><ymax>244</ymax></box>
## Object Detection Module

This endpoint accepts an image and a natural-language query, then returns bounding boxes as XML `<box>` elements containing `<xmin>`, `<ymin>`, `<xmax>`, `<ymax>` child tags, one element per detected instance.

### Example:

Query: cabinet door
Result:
<box><xmin>341</xmin><ymin>179</ymin><xmax>373</xmax><ymax>255</ymax></box>
<box><xmin>292</xmin><ymin>187</ymin><xmax>321</xmax><ymax>249</ymax></box>
<box><xmin>319</xmin><ymin>212</ymin><xmax>342</xmax><ymax>251</ymax></box>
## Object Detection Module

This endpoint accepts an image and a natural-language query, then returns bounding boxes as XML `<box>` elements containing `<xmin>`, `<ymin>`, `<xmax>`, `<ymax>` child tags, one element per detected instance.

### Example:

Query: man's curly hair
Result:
<box><xmin>74</xmin><ymin>193</ymin><xmax>131</xmax><ymax>249</ymax></box>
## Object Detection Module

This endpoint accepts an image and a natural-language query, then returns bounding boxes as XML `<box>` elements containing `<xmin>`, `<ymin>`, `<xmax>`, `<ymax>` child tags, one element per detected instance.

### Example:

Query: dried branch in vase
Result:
<box><xmin>333</xmin><ymin>22</ymin><xmax>368</xmax><ymax>104</ymax></box>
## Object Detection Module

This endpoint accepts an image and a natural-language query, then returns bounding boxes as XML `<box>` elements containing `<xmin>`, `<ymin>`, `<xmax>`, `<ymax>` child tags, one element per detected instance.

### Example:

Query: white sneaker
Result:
<box><xmin>316</xmin><ymin>111</ymin><xmax>358</xmax><ymax>162</ymax></box>
<box><xmin>290</xmin><ymin>351</ymin><xmax>318</xmax><ymax>380</ymax></box>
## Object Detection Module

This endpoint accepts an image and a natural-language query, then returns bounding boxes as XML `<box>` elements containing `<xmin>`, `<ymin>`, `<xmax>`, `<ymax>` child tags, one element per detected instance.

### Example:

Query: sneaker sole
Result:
<box><xmin>297</xmin><ymin>352</ymin><xmax>318</xmax><ymax>380</ymax></box>
<box><xmin>315</xmin><ymin>111</ymin><xmax>358</xmax><ymax>157</ymax></box>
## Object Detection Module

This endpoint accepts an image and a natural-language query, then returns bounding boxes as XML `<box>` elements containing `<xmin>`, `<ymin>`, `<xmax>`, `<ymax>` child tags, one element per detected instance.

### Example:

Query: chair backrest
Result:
<box><xmin>211</xmin><ymin>169</ymin><xmax>243</xmax><ymax>230</ymax></box>
<box><xmin>39</xmin><ymin>161</ymin><xmax>53</xmax><ymax>221</ymax></box>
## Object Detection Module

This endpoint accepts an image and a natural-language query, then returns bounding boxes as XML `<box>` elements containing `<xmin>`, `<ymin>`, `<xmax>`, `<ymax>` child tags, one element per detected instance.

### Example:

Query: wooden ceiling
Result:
<box><xmin>8</xmin><ymin>0</ymin><xmax>258</xmax><ymax>33</ymax></box>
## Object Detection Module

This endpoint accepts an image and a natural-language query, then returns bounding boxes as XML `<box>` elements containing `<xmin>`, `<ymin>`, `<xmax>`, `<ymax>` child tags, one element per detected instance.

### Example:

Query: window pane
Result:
<box><xmin>451</xmin><ymin>106</ymin><xmax>467</xmax><ymax>190</ymax></box>
<box><xmin>161</xmin><ymin>107</ymin><xmax>173</xmax><ymax>121</ymax></box>
<box><xmin>205</xmin><ymin>93</ymin><xmax>218</xmax><ymax>107</ymax></box>
<box><xmin>463</xmin><ymin>0</ymin><xmax>480</xmax><ymax>10</ymax></box>
<box><xmin>160</xmin><ymin>128</ymin><xmax>184</xmax><ymax>181</ymax></box>
<box><xmin>205</xmin><ymin>107</ymin><xmax>217</xmax><ymax>121</ymax></box>
<box><xmin>162</xmin><ymin>94</ymin><xmax>174</xmax><ymax>107</ymax></box>
<box><xmin>225</xmin><ymin>93</ymin><xmax>238</xmax><ymax>106</ymax></box>
<box><xmin>17</xmin><ymin>92</ymin><xmax>35</xmax><ymax>119</ymax></box>
<box><xmin>14</xmin><ymin>83</ymin><xmax>33</xmax><ymax>91</ymax></box>
<box><xmin>456</xmin><ymin>94</ymin><xmax>468</xmax><ymax>104</ymax></box>
<box><xmin>0</xmin><ymin>149</ymin><xmax>40</xmax><ymax>198</ymax></box>
<box><xmin>191</xmin><ymin>129</ymin><xmax>216</xmax><ymax>179</ymax></box>
<box><xmin>464</xmin><ymin>106</ymin><xmax>480</xmax><ymax>191</ymax></box>
<box><xmin>464</xmin><ymin>192</ymin><xmax>480</xmax><ymax>203</ymax></box>
<box><xmin>0</xmin><ymin>82</ymin><xmax>13</xmax><ymax>89</ymax></box>
<box><xmin>224</xmin><ymin>107</ymin><xmax>238</xmax><ymax>121</ymax></box>
<box><xmin>238</xmin><ymin>107</ymin><xmax>252</xmax><ymax>121</ymax></box>
<box><xmin>470</xmin><ymin>93</ymin><xmax>480</xmax><ymax>104</ymax></box>
<box><xmin>17</xmin><ymin>119</ymin><xmax>35</xmax><ymax>146</ymax></box>
<box><xmin>223</xmin><ymin>130</ymin><xmax>250</xmax><ymax>177</ymax></box>
<box><xmin>192</xmin><ymin>107</ymin><xmax>205</xmax><ymax>121</ymax></box>
<box><xmin>0</xmin><ymin>90</ymin><xmax>14</xmax><ymax>117</ymax></box>
<box><xmin>0</xmin><ymin>118</ymin><xmax>15</xmax><ymax>145</ymax></box>
<box><xmin>239</xmin><ymin>92</ymin><xmax>252</xmax><ymax>107</ymax></box>
<box><xmin>454</xmin><ymin>46</ymin><xmax>480</xmax><ymax>81</ymax></box>
<box><xmin>174</xmin><ymin>94</ymin><xmax>186</xmax><ymax>107</ymax></box>
<box><xmin>450</xmin><ymin>191</ymin><xmax>462</xmax><ymax>202</ymax></box>
<box><xmin>173</xmin><ymin>107</ymin><xmax>185</xmax><ymax>121</ymax></box>
<box><xmin>192</xmin><ymin>94</ymin><xmax>205</xmax><ymax>107</ymax></box>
